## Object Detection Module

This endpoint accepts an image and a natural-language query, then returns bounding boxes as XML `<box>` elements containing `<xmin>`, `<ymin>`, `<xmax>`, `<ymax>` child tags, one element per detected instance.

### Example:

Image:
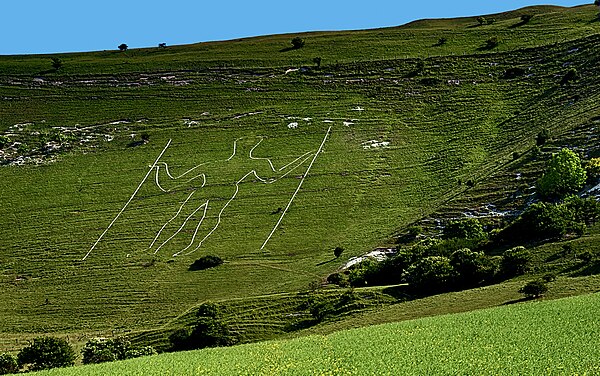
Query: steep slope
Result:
<box><xmin>0</xmin><ymin>4</ymin><xmax>599</xmax><ymax>348</ymax></box>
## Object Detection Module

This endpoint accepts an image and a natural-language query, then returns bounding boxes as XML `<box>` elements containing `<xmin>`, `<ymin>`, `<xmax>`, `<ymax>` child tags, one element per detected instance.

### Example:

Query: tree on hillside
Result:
<box><xmin>313</xmin><ymin>56</ymin><xmax>322</xmax><ymax>68</ymax></box>
<box><xmin>291</xmin><ymin>37</ymin><xmax>305</xmax><ymax>49</ymax></box>
<box><xmin>334</xmin><ymin>246</ymin><xmax>344</xmax><ymax>258</ymax></box>
<box><xmin>476</xmin><ymin>16</ymin><xmax>487</xmax><ymax>26</ymax></box>
<box><xmin>537</xmin><ymin>148</ymin><xmax>586</xmax><ymax>199</ymax></box>
<box><xmin>118</xmin><ymin>43</ymin><xmax>128</xmax><ymax>52</ymax></box>
<box><xmin>442</xmin><ymin>218</ymin><xmax>486</xmax><ymax>241</ymax></box>
<box><xmin>0</xmin><ymin>354</ymin><xmax>18</xmax><ymax>375</ymax></box>
<box><xmin>17</xmin><ymin>337</ymin><xmax>75</xmax><ymax>371</ymax></box>
<box><xmin>519</xmin><ymin>279</ymin><xmax>548</xmax><ymax>299</ymax></box>
<box><xmin>404</xmin><ymin>256</ymin><xmax>455</xmax><ymax>293</ymax></box>
<box><xmin>50</xmin><ymin>57</ymin><xmax>63</xmax><ymax>71</ymax></box>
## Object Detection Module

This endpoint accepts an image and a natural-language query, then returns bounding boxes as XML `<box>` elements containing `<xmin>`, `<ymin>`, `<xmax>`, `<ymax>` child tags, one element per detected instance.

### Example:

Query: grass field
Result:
<box><xmin>30</xmin><ymin>292</ymin><xmax>600</xmax><ymax>375</ymax></box>
<box><xmin>1</xmin><ymin>4</ymin><xmax>600</xmax><ymax>352</ymax></box>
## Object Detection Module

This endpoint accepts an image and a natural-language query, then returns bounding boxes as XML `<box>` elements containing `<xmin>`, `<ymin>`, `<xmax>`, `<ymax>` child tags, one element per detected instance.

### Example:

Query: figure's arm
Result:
<box><xmin>155</xmin><ymin>162</ymin><xmax>206</xmax><ymax>192</ymax></box>
<box><xmin>253</xmin><ymin>151</ymin><xmax>315</xmax><ymax>183</ymax></box>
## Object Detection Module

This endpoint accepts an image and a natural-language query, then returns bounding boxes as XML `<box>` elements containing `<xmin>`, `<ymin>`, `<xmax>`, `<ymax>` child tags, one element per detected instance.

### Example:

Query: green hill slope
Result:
<box><xmin>0</xmin><ymin>4</ymin><xmax>599</xmax><ymax>348</ymax></box>
<box><xmin>33</xmin><ymin>292</ymin><xmax>600</xmax><ymax>375</ymax></box>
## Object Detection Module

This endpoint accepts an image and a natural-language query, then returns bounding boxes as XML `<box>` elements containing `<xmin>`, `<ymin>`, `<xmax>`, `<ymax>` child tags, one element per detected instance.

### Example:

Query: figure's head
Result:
<box><xmin>233</xmin><ymin>136</ymin><xmax>266</xmax><ymax>155</ymax></box>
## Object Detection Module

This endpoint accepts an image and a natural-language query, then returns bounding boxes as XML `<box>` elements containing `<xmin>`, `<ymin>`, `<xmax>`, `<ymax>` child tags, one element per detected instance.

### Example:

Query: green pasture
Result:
<box><xmin>32</xmin><ymin>292</ymin><xmax>600</xmax><ymax>375</ymax></box>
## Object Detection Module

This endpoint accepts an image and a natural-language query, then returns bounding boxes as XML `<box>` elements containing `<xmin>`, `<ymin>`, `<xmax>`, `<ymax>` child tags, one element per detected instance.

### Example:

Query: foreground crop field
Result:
<box><xmin>1</xmin><ymin>4</ymin><xmax>600</xmax><ymax>349</ymax></box>
<box><xmin>33</xmin><ymin>293</ymin><xmax>600</xmax><ymax>375</ymax></box>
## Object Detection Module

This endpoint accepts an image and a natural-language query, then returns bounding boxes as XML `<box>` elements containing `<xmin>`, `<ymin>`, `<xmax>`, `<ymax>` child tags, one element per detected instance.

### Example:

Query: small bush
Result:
<box><xmin>536</xmin><ymin>129</ymin><xmax>551</xmax><ymax>146</ymax></box>
<box><xmin>542</xmin><ymin>272</ymin><xmax>557</xmax><ymax>282</ymax></box>
<box><xmin>408</xmin><ymin>225</ymin><xmax>422</xmax><ymax>238</ymax></box>
<box><xmin>51</xmin><ymin>57</ymin><xmax>63</xmax><ymax>71</ymax></box>
<box><xmin>291</xmin><ymin>37</ymin><xmax>305</xmax><ymax>49</ymax></box>
<box><xmin>561</xmin><ymin>69</ymin><xmax>578</xmax><ymax>85</ymax></box>
<box><xmin>17</xmin><ymin>337</ymin><xmax>75</xmax><ymax>371</ymax></box>
<box><xmin>499</xmin><ymin>246</ymin><xmax>530</xmax><ymax>277</ymax></box>
<box><xmin>313</xmin><ymin>57</ymin><xmax>322</xmax><ymax>68</ymax></box>
<box><xmin>585</xmin><ymin>157</ymin><xmax>600</xmax><ymax>181</ymax></box>
<box><xmin>537</xmin><ymin>148</ymin><xmax>586</xmax><ymax>199</ymax></box>
<box><xmin>334</xmin><ymin>247</ymin><xmax>344</xmax><ymax>258</ymax></box>
<box><xmin>404</xmin><ymin>256</ymin><xmax>455</xmax><ymax>293</ymax></box>
<box><xmin>0</xmin><ymin>136</ymin><xmax>10</xmax><ymax>149</ymax></box>
<box><xmin>0</xmin><ymin>353</ymin><xmax>18</xmax><ymax>375</ymax></box>
<box><xmin>484</xmin><ymin>37</ymin><xmax>499</xmax><ymax>49</ymax></box>
<box><xmin>476</xmin><ymin>16</ymin><xmax>487</xmax><ymax>25</ymax></box>
<box><xmin>442</xmin><ymin>218</ymin><xmax>486</xmax><ymax>241</ymax></box>
<box><xmin>520</xmin><ymin>14</ymin><xmax>533</xmax><ymax>23</ymax></box>
<box><xmin>170</xmin><ymin>302</ymin><xmax>237</xmax><ymax>351</ymax></box>
<box><xmin>436</xmin><ymin>37</ymin><xmax>447</xmax><ymax>46</ymax></box>
<box><xmin>503</xmin><ymin>67</ymin><xmax>526</xmax><ymax>79</ymax></box>
<box><xmin>326</xmin><ymin>272</ymin><xmax>349</xmax><ymax>287</ymax></box>
<box><xmin>189</xmin><ymin>255</ymin><xmax>223</xmax><ymax>271</ymax></box>
<box><xmin>519</xmin><ymin>279</ymin><xmax>548</xmax><ymax>298</ymax></box>
<box><xmin>81</xmin><ymin>337</ymin><xmax>148</xmax><ymax>364</ymax></box>
<box><xmin>450</xmin><ymin>248</ymin><xmax>495</xmax><ymax>287</ymax></box>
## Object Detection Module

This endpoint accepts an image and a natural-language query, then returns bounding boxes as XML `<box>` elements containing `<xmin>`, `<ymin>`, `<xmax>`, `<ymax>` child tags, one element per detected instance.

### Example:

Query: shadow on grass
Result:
<box><xmin>502</xmin><ymin>296</ymin><xmax>533</xmax><ymax>305</ymax></box>
<box><xmin>316</xmin><ymin>258</ymin><xmax>338</xmax><ymax>266</ymax></box>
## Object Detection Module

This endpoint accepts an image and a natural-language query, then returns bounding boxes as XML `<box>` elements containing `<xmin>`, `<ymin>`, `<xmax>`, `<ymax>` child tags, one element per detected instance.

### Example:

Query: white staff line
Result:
<box><xmin>146</xmin><ymin>191</ymin><xmax>195</xmax><ymax>250</ymax></box>
<box><xmin>278</xmin><ymin>151</ymin><xmax>314</xmax><ymax>172</ymax></box>
<box><xmin>261</xmin><ymin>126</ymin><xmax>332</xmax><ymax>250</ymax></box>
<box><xmin>83</xmin><ymin>139</ymin><xmax>172</xmax><ymax>261</ymax></box>
<box><xmin>155</xmin><ymin>201</ymin><xmax>208</xmax><ymax>254</ymax></box>
<box><xmin>267</xmin><ymin>154</ymin><xmax>314</xmax><ymax>183</ymax></box>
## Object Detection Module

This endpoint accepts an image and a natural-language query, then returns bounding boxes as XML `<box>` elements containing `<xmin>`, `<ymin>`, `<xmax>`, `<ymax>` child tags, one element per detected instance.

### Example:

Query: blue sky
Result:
<box><xmin>0</xmin><ymin>0</ymin><xmax>586</xmax><ymax>55</ymax></box>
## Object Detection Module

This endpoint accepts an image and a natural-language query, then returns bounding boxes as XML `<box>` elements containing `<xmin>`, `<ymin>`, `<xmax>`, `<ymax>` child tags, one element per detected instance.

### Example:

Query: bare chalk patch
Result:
<box><xmin>362</xmin><ymin>140</ymin><xmax>390</xmax><ymax>149</ymax></box>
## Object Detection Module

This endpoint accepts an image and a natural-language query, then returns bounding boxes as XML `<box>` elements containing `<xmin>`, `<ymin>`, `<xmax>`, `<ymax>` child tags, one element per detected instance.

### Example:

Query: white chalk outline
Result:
<box><xmin>260</xmin><ymin>126</ymin><xmax>332</xmax><ymax>250</ymax></box>
<box><xmin>83</xmin><ymin>139</ymin><xmax>172</xmax><ymax>261</ymax></box>
<box><xmin>85</xmin><ymin>129</ymin><xmax>331</xmax><ymax>260</ymax></box>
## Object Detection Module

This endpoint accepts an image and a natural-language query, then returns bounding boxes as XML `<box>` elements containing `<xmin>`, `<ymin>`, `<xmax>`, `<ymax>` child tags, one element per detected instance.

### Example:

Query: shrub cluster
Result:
<box><xmin>169</xmin><ymin>302</ymin><xmax>237</xmax><ymax>351</ymax></box>
<box><xmin>500</xmin><ymin>196</ymin><xmax>600</xmax><ymax>242</ymax></box>
<box><xmin>82</xmin><ymin>337</ymin><xmax>155</xmax><ymax>364</ymax></box>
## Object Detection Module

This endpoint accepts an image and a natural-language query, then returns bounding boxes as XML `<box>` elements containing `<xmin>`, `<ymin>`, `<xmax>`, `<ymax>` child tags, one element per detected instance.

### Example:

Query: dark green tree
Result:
<box><xmin>17</xmin><ymin>337</ymin><xmax>75</xmax><ymax>371</ymax></box>
<box><xmin>51</xmin><ymin>57</ymin><xmax>63</xmax><ymax>71</ymax></box>
<box><xmin>537</xmin><ymin>148</ymin><xmax>586</xmax><ymax>199</ymax></box>
<box><xmin>499</xmin><ymin>246</ymin><xmax>530</xmax><ymax>277</ymax></box>
<box><xmin>334</xmin><ymin>246</ymin><xmax>344</xmax><ymax>258</ymax></box>
<box><xmin>519</xmin><ymin>280</ymin><xmax>548</xmax><ymax>298</ymax></box>
<box><xmin>313</xmin><ymin>57</ymin><xmax>322</xmax><ymax>68</ymax></box>
<box><xmin>404</xmin><ymin>256</ymin><xmax>455</xmax><ymax>293</ymax></box>
<box><xmin>443</xmin><ymin>218</ymin><xmax>486</xmax><ymax>241</ymax></box>
<box><xmin>118</xmin><ymin>43</ymin><xmax>128</xmax><ymax>52</ymax></box>
<box><xmin>520</xmin><ymin>14</ymin><xmax>533</xmax><ymax>23</ymax></box>
<box><xmin>291</xmin><ymin>37</ymin><xmax>305</xmax><ymax>49</ymax></box>
<box><xmin>0</xmin><ymin>353</ymin><xmax>18</xmax><ymax>375</ymax></box>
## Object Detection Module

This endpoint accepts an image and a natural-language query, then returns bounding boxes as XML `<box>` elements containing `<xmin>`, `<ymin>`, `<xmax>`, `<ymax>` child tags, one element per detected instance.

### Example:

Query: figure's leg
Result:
<box><xmin>153</xmin><ymin>199</ymin><xmax>209</xmax><ymax>255</ymax></box>
<box><xmin>146</xmin><ymin>191</ymin><xmax>195</xmax><ymax>251</ymax></box>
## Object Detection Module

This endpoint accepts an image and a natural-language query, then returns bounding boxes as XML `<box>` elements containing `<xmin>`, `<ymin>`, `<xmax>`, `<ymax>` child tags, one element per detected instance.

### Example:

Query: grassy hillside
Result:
<box><xmin>1</xmin><ymin>4</ymin><xmax>600</xmax><ymax>351</ymax></box>
<box><xmin>32</xmin><ymin>292</ymin><xmax>600</xmax><ymax>375</ymax></box>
